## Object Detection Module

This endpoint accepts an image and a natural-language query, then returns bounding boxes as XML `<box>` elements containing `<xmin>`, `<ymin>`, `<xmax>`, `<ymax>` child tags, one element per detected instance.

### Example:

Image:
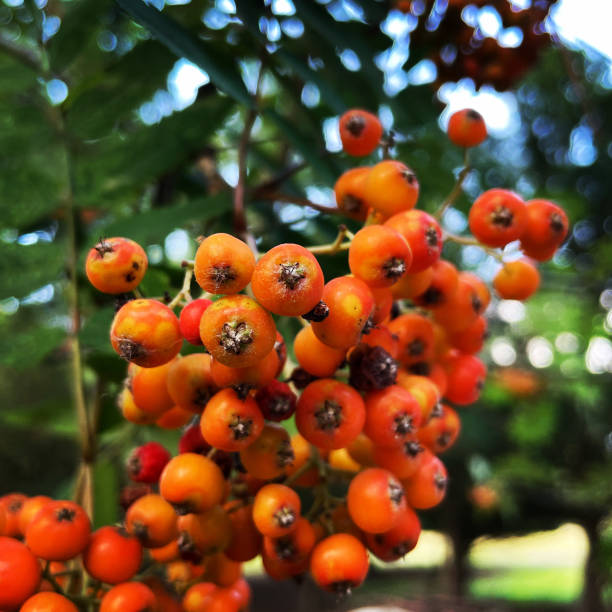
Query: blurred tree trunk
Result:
<box><xmin>582</xmin><ymin>517</ymin><xmax>607</xmax><ymax>612</ymax></box>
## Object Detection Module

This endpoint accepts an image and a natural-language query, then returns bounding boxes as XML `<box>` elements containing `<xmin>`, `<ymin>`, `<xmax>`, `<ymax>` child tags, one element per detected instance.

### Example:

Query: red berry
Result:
<box><xmin>127</xmin><ymin>442</ymin><xmax>172</xmax><ymax>484</ymax></box>
<box><xmin>255</xmin><ymin>380</ymin><xmax>298</xmax><ymax>422</ymax></box>
<box><xmin>179</xmin><ymin>299</ymin><xmax>213</xmax><ymax>345</ymax></box>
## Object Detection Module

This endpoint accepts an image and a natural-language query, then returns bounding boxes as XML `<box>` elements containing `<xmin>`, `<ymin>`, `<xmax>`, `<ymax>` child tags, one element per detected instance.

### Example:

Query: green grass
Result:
<box><xmin>470</xmin><ymin>567</ymin><xmax>583</xmax><ymax>603</ymax></box>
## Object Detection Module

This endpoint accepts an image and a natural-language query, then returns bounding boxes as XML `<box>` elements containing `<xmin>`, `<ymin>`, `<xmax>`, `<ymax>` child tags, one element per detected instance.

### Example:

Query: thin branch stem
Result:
<box><xmin>0</xmin><ymin>33</ymin><xmax>43</xmax><ymax>74</ymax></box>
<box><xmin>434</xmin><ymin>148</ymin><xmax>470</xmax><ymax>220</ymax></box>
<box><xmin>283</xmin><ymin>458</ymin><xmax>316</xmax><ymax>487</ymax></box>
<box><xmin>233</xmin><ymin>65</ymin><xmax>266</xmax><ymax>253</ymax></box>
<box><xmin>168</xmin><ymin>267</ymin><xmax>193</xmax><ymax>309</ymax></box>
<box><xmin>266</xmin><ymin>192</ymin><xmax>341</xmax><ymax>215</ymax></box>
<box><xmin>306</xmin><ymin>225</ymin><xmax>352</xmax><ymax>255</ymax></box>
<box><xmin>443</xmin><ymin>231</ymin><xmax>504</xmax><ymax>263</ymax></box>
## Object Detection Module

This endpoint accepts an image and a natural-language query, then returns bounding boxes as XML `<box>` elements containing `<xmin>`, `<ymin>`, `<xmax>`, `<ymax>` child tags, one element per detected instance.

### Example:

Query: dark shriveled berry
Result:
<box><xmin>349</xmin><ymin>344</ymin><xmax>398</xmax><ymax>391</ymax></box>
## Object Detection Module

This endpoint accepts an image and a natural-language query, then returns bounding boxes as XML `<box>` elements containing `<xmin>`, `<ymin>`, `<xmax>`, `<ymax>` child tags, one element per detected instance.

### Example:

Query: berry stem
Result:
<box><xmin>265</xmin><ymin>192</ymin><xmax>342</xmax><ymax>215</ymax></box>
<box><xmin>307</xmin><ymin>225</ymin><xmax>353</xmax><ymax>255</ymax></box>
<box><xmin>168</xmin><ymin>266</ymin><xmax>194</xmax><ymax>309</ymax></box>
<box><xmin>443</xmin><ymin>231</ymin><xmax>504</xmax><ymax>263</ymax></box>
<box><xmin>434</xmin><ymin>148</ymin><xmax>470</xmax><ymax>220</ymax></box>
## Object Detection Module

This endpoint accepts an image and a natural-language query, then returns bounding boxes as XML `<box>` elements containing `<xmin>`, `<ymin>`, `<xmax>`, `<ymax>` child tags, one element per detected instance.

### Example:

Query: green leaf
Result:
<box><xmin>0</xmin><ymin>241</ymin><xmax>64</xmax><ymax>300</ymax></box>
<box><xmin>94</xmin><ymin>192</ymin><xmax>231</xmax><ymax>244</ymax></box>
<box><xmin>0</xmin><ymin>319</ymin><xmax>65</xmax><ymax>370</ymax></box>
<box><xmin>116</xmin><ymin>0</ymin><xmax>252</xmax><ymax>107</ymax></box>
<box><xmin>47</xmin><ymin>0</ymin><xmax>114</xmax><ymax>73</ymax></box>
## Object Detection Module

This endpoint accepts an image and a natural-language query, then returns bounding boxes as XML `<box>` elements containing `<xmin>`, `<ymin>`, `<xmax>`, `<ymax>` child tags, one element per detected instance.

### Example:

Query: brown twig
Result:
<box><xmin>233</xmin><ymin>65</ymin><xmax>266</xmax><ymax>253</ymax></box>
<box><xmin>443</xmin><ymin>231</ymin><xmax>504</xmax><ymax>263</ymax></box>
<box><xmin>168</xmin><ymin>267</ymin><xmax>193</xmax><ymax>309</ymax></box>
<box><xmin>306</xmin><ymin>225</ymin><xmax>353</xmax><ymax>255</ymax></box>
<box><xmin>434</xmin><ymin>148</ymin><xmax>470</xmax><ymax>220</ymax></box>
<box><xmin>266</xmin><ymin>192</ymin><xmax>341</xmax><ymax>215</ymax></box>
<box><xmin>251</xmin><ymin>161</ymin><xmax>308</xmax><ymax>199</ymax></box>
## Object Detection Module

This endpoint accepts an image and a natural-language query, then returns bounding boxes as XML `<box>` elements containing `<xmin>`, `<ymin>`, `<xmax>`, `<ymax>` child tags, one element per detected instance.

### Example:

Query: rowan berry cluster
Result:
<box><xmin>0</xmin><ymin>106</ymin><xmax>568</xmax><ymax>611</ymax></box>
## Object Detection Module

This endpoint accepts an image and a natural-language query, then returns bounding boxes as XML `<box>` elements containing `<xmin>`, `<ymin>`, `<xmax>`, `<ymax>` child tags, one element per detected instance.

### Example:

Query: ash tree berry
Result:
<box><xmin>85</xmin><ymin>237</ymin><xmax>148</xmax><ymax>294</ymax></box>
<box><xmin>447</xmin><ymin>108</ymin><xmax>488</xmax><ymax>147</ymax></box>
<box><xmin>493</xmin><ymin>259</ymin><xmax>541</xmax><ymax>300</ymax></box>
<box><xmin>310</xmin><ymin>533</ymin><xmax>369</xmax><ymax>596</ymax></box>
<box><xmin>334</xmin><ymin>167</ymin><xmax>371</xmax><ymax>220</ymax></box>
<box><xmin>194</xmin><ymin>233</ymin><xmax>255</xmax><ymax>294</ymax></box>
<box><xmin>253</xmin><ymin>484</ymin><xmax>301</xmax><ymax>538</ymax></box>
<box><xmin>251</xmin><ymin>243</ymin><xmax>325</xmax><ymax>317</ymax></box>
<box><xmin>468</xmin><ymin>188</ymin><xmax>527</xmax><ymax>247</ymax></box>
<box><xmin>339</xmin><ymin>109</ymin><xmax>383</xmax><ymax>157</ymax></box>
<box><xmin>364</xmin><ymin>160</ymin><xmax>420</xmax><ymax>220</ymax></box>
<box><xmin>365</xmin><ymin>505</ymin><xmax>421</xmax><ymax>562</ymax></box>
<box><xmin>179</xmin><ymin>298</ymin><xmax>213</xmax><ymax>345</ymax></box>
<box><xmin>167</xmin><ymin>353</ymin><xmax>218</xmax><ymax>413</ymax></box>
<box><xmin>0</xmin><ymin>536</ymin><xmax>42</xmax><ymax>610</ymax></box>
<box><xmin>255</xmin><ymin>379</ymin><xmax>297</xmax><ymax>422</ymax></box>
<box><xmin>110</xmin><ymin>299</ymin><xmax>183</xmax><ymax>368</ymax></box>
<box><xmin>293</xmin><ymin>324</ymin><xmax>346</xmax><ymax>378</ymax></box>
<box><xmin>127</xmin><ymin>441</ymin><xmax>171</xmax><ymax>483</ymax></box>
<box><xmin>199</xmin><ymin>294</ymin><xmax>277</xmax><ymax>368</ymax></box>
<box><xmin>520</xmin><ymin>198</ymin><xmax>569</xmax><ymax>260</ymax></box>
<box><xmin>125</xmin><ymin>494</ymin><xmax>178</xmax><ymax>548</ymax></box>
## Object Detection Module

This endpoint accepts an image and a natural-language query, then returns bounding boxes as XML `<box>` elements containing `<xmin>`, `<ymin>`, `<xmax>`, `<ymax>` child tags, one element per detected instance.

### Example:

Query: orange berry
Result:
<box><xmin>20</xmin><ymin>592</ymin><xmax>78</xmax><ymax>612</ymax></box>
<box><xmin>334</xmin><ymin>167</ymin><xmax>371</xmax><ymax>220</ymax></box>
<box><xmin>85</xmin><ymin>237</ymin><xmax>147</xmax><ymax>294</ymax></box>
<box><xmin>293</xmin><ymin>324</ymin><xmax>346</xmax><ymax>378</ymax></box>
<box><xmin>194</xmin><ymin>233</ymin><xmax>255</xmax><ymax>294</ymax></box>
<box><xmin>447</xmin><ymin>108</ymin><xmax>487</xmax><ymax>147</ymax></box>
<box><xmin>0</xmin><ymin>536</ymin><xmax>41</xmax><ymax>609</ymax></box>
<box><xmin>311</xmin><ymin>276</ymin><xmax>374</xmax><ymax>349</ymax></box>
<box><xmin>348</xmin><ymin>225</ymin><xmax>412</xmax><ymax>288</ymax></box>
<box><xmin>125</xmin><ymin>493</ymin><xmax>178</xmax><ymax>548</ymax></box>
<box><xmin>251</xmin><ymin>243</ymin><xmax>325</xmax><ymax>317</ymax></box>
<box><xmin>99</xmin><ymin>582</ymin><xmax>157</xmax><ymax>612</ymax></box>
<box><xmin>240</xmin><ymin>423</ymin><xmax>294</xmax><ymax>480</ymax></box>
<box><xmin>199</xmin><ymin>294</ymin><xmax>276</xmax><ymax>368</ymax></box>
<box><xmin>363</xmin><ymin>160</ymin><xmax>419</xmax><ymax>220</ymax></box>
<box><xmin>339</xmin><ymin>109</ymin><xmax>382</xmax><ymax>156</ymax></box>
<box><xmin>253</xmin><ymin>484</ymin><xmax>301</xmax><ymax>538</ymax></box>
<box><xmin>131</xmin><ymin>358</ymin><xmax>176</xmax><ymax>415</ymax></box>
<box><xmin>167</xmin><ymin>353</ymin><xmax>218</xmax><ymax>413</ymax></box>
<box><xmin>110</xmin><ymin>299</ymin><xmax>182</xmax><ymax>368</ymax></box>
<box><xmin>493</xmin><ymin>259</ymin><xmax>540</xmax><ymax>300</ymax></box>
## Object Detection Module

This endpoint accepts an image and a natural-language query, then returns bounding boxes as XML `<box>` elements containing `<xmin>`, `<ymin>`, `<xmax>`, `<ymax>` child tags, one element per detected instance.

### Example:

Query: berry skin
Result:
<box><xmin>251</xmin><ymin>243</ymin><xmax>325</xmax><ymax>317</ymax></box>
<box><xmin>179</xmin><ymin>298</ymin><xmax>213</xmax><ymax>345</ymax></box>
<box><xmin>110</xmin><ymin>299</ymin><xmax>182</xmax><ymax>368</ymax></box>
<box><xmin>118</xmin><ymin>388</ymin><xmax>156</xmax><ymax>425</ymax></box>
<box><xmin>311</xmin><ymin>276</ymin><xmax>375</xmax><ymax>350</ymax></box>
<box><xmin>167</xmin><ymin>353</ymin><xmax>218</xmax><ymax>413</ymax></box>
<box><xmin>156</xmin><ymin>405</ymin><xmax>193</xmax><ymax>430</ymax></box>
<box><xmin>17</xmin><ymin>495</ymin><xmax>51</xmax><ymax>536</ymax></box>
<box><xmin>210</xmin><ymin>348</ymin><xmax>279</xmax><ymax>390</ymax></box>
<box><xmin>99</xmin><ymin>582</ymin><xmax>157</xmax><ymax>612</ymax></box>
<box><xmin>339</xmin><ymin>109</ymin><xmax>383</xmax><ymax>157</ymax></box>
<box><xmin>310</xmin><ymin>533</ymin><xmax>369</xmax><ymax>595</ymax></box>
<box><xmin>363</xmin><ymin>160</ymin><xmax>420</xmax><ymax>220</ymax></box>
<box><xmin>520</xmin><ymin>199</ymin><xmax>569</xmax><ymax>260</ymax></box>
<box><xmin>182</xmin><ymin>582</ymin><xmax>217</xmax><ymax>612</ymax></box>
<box><xmin>364</xmin><ymin>385</ymin><xmax>422</xmax><ymax>448</ymax></box>
<box><xmin>293</xmin><ymin>324</ymin><xmax>346</xmax><ymax>378</ymax></box>
<box><xmin>131</xmin><ymin>359</ymin><xmax>176</xmax><ymax>416</ymax></box>
<box><xmin>194</xmin><ymin>233</ymin><xmax>255</xmax><ymax>294</ymax></box>
<box><xmin>296</xmin><ymin>379</ymin><xmax>366</xmax><ymax>451</ymax></box>
<box><xmin>85</xmin><ymin>237</ymin><xmax>147</xmax><ymax>294</ymax></box>
<box><xmin>253</xmin><ymin>484</ymin><xmax>301</xmax><ymax>538</ymax></box>
<box><xmin>414</xmin><ymin>259</ymin><xmax>459</xmax><ymax>309</ymax></box>
<box><xmin>443</xmin><ymin>352</ymin><xmax>486</xmax><ymax>405</ymax></box>
<box><xmin>125</xmin><ymin>494</ymin><xmax>178</xmax><ymax>548</ymax></box>
<box><xmin>385</xmin><ymin>209</ymin><xmax>443</xmax><ymax>273</ymax></box>
<box><xmin>347</xmin><ymin>468</ymin><xmax>407</xmax><ymax>534</ymax></box>
<box><xmin>224</xmin><ymin>501</ymin><xmax>261</xmax><ymax>562</ymax></box>
<box><xmin>83</xmin><ymin>526</ymin><xmax>143</xmax><ymax>585</ymax></box>
<box><xmin>334</xmin><ymin>167</ymin><xmax>371</xmax><ymax>221</ymax></box>
<box><xmin>388</xmin><ymin>312</ymin><xmax>435</xmax><ymax>368</ymax></box>
<box><xmin>199</xmin><ymin>294</ymin><xmax>277</xmax><ymax>368</ymax></box>
<box><xmin>365</xmin><ymin>505</ymin><xmax>421</xmax><ymax>562</ymax></box>
<box><xmin>200</xmin><ymin>388</ymin><xmax>264</xmax><ymax>452</ymax></box>
<box><xmin>493</xmin><ymin>259</ymin><xmax>540</xmax><ymax>300</ymax></box>
<box><xmin>177</xmin><ymin>505</ymin><xmax>232</xmax><ymax>558</ymax></box>
<box><xmin>0</xmin><ymin>493</ymin><xmax>27</xmax><ymax>537</ymax></box>
<box><xmin>391</xmin><ymin>266</ymin><xmax>434</xmax><ymax>300</ymax></box>
<box><xmin>348</xmin><ymin>225</ymin><xmax>412</xmax><ymax>288</ymax></box>
<box><xmin>25</xmin><ymin>501</ymin><xmax>91</xmax><ymax>561</ymax></box>
<box><xmin>255</xmin><ymin>379</ymin><xmax>297</xmax><ymax>422</ymax></box>
<box><xmin>127</xmin><ymin>442</ymin><xmax>171</xmax><ymax>484</ymax></box>
<box><xmin>468</xmin><ymin>188</ymin><xmax>527</xmax><ymax>248</ymax></box>
<box><xmin>20</xmin><ymin>592</ymin><xmax>78</xmax><ymax>612</ymax></box>
<box><xmin>433</xmin><ymin>273</ymin><xmax>481</xmax><ymax>333</ymax></box>
<box><xmin>449</xmin><ymin>315</ymin><xmax>487</xmax><ymax>354</ymax></box>
<box><xmin>0</xmin><ymin>536</ymin><xmax>41</xmax><ymax>610</ymax></box>
<box><xmin>262</xmin><ymin>517</ymin><xmax>316</xmax><ymax>578</ymax></box>
<box><xmin>240</xmin><ymin>423</ymin><xmax>294</xmax><ymax>480</ymax></box>
<box><xmin>447</xmin><ymin>108</ymin><xmax>487</xmax><ymax>147</ymax></box>
<box><xmin>418</xmin><ymin>403</ymin><xmax>461</xmax><ymax>454</ymax></box>
<box><xmin>403</xmin><ymin>449</ymin><xmax>448</xmax><ymax>509</ymax></box>
<box><xmin>159</xmin><ymin>453</ymin><xmax>226</xmax><ymax>515</ymax></box>
<box><xmin>373</xmin><ymin>438</ymin><xmax>425</xmax><ymax>480</ymax></box>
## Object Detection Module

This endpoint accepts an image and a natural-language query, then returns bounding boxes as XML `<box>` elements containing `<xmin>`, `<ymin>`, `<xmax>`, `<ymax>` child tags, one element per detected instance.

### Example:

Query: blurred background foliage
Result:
<box><xmin>0</xmin><ymin>0</ymin><xmax>610</xmax><ymax>609</ymax></box>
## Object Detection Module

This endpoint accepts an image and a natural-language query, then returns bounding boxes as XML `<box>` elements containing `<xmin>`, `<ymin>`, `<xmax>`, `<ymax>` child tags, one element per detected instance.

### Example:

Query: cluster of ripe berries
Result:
<box><xmin>0</xmin><ymin>107</ymin><xmax>568</xmax><ymax>611</ymax></box>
